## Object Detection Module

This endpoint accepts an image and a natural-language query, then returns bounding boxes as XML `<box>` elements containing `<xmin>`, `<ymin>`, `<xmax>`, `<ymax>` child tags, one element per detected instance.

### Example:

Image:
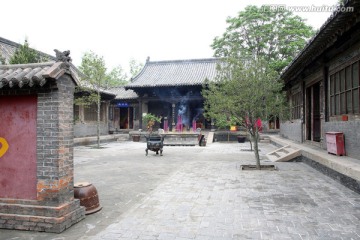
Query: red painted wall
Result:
<box><xmin>0</xmin><ymin>95</ymin><xmax>37</xmax><ymax>200</ymax></box>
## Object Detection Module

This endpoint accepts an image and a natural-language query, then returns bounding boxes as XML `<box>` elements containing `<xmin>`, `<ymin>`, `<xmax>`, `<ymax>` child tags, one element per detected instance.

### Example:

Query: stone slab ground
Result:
<box><xmin>1</xmin><ymin>141</ymin><xmax>359</xmax><ymax>239</ymax></box>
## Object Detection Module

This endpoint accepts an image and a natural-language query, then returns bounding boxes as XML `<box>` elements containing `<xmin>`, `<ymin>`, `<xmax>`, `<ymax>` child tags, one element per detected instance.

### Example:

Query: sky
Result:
<box><xmin>2</xmin><ymin>0</ymin><xmax>339</xmax><ymax>72</ymax></box>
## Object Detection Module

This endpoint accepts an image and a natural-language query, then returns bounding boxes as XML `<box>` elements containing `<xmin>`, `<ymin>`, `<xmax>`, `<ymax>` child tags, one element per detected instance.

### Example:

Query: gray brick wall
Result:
<box><xmin>280</xmin><ymin>120</ymin><xmax>303</xmax><ymax>142</ymax></box>
<box><xmin>323</xmin><ymin>121</ymin><xmax>360</xmax><ymax>159</ymax></box>
<box><xmin>36</xmin><ymin>75</ymin><xmax>76</xmax><ymax>204</ymax></box>
<box><xmin>74</xmin><ymin>122</ymin><xmax>108</xmax><ymax>138</ymax></box>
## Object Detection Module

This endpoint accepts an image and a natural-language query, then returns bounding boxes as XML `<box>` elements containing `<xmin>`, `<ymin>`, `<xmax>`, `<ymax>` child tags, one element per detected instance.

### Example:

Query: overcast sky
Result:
<box><xmin>2</xmin><ymin>0</ymin><xmax>339</xmax><ymax>72</ymax></box>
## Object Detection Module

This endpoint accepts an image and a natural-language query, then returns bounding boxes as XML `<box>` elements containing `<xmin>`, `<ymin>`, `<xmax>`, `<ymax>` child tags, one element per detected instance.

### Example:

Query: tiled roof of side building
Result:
<box><xmin>126</xmin><ymin>58</ymin><xmax>220</xmax><ymax>88</ymax></box>
<box><xmin>0</xmin><ymin>36</ymin><xmax>55</xmax><ymax>64</ymax></box>
<box><xmin>109</xmin><ymin>87</ymin><xmax>138</xmax><ymax>100</ymax></box>
<box><xmin>281</xmin><ymin>0</ymin><xmax>360</xmax><ymax>81</ymax></box>
<box><xmin>0</xmin><ymin>62</ymin><xmax>79</xmax><ymax>88</ymax></box>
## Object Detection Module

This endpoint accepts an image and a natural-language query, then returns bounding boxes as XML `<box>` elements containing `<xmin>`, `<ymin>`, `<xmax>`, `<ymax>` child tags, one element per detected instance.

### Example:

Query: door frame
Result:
<box><xmin>305</xmin><ymin>82</ymin><xmax>321</xmax><ymax>142</ymax></box>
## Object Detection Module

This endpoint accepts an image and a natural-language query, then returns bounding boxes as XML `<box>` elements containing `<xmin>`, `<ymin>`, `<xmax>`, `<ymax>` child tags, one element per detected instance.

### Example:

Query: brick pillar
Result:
<box><xmin>0</xmin><ymin>65</ymin><xmax>85</xmax><ymax>233</ymax></box>
<box><xmin>37</xmin><ymin>75</ymin><xmax>77</xmax><ymax>204</ymax></box>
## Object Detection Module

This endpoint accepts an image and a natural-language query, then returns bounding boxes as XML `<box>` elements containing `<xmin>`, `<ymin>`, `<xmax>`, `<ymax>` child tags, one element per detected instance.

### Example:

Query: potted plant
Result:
<box><xmin>214</xmin><ymin>115</ymin><xmax>238</xmax><ymax>141</ymax></box>
<box><xmin>143</xmin><ymin>113</ymin><xmax>162</xmax><ymax>133</ymax></box>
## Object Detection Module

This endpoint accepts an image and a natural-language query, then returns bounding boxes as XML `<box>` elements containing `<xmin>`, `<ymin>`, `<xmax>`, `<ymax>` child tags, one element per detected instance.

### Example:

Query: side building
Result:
<box><xmin>108</xmin><ymin>87</ymin><xmax>139</xmax><ymax>132</ymax></box>
<box><xmin>280</xmin><ymin>0</ymin><xmax>360</xmax><ymax>159</ymax></box>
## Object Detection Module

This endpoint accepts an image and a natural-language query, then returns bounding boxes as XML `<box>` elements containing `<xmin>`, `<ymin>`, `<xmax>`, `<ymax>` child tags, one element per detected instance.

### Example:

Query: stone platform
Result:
<box><xmin>130</xmin><ymin>131</ymin><xmax>201</xmax><ymax>146</ymax></box>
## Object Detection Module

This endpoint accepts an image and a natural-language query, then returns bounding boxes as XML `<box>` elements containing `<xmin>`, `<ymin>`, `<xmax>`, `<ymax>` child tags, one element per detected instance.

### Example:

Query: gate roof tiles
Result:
<box><xmin>0</xmin><ymin>62</ymin><xmax>79</xmax><ymax>88</ymax></box>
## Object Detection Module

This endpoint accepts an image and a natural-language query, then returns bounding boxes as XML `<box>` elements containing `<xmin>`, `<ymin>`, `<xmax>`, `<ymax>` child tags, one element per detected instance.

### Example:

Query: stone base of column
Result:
<box><xmin>0</xmin><ymin>199</ymin><xmax>85</xmax><ymax>233</ymax></box>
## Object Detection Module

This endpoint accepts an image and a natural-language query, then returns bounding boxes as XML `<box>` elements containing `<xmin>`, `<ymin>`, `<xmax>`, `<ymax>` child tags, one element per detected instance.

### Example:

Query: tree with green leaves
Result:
<box><xmin>77</xmin><ymin>51</ymin><xmax>128</xmax><ymax>148</ymax></box>
<box><xmin>203</xmin><ymin>57</ymin><xmax>288</xmax><ymax>169</ymax></box>
<box><xmin>129</xmin><ymin>58</ymin><xmax>144</xmax><ymax>79</ymax></box>
<box><xmin>211</xmin><ymin>5</ymin><xmax>314</xmax><ymax>73</ymax></box>
<box><xmin>0</xmin><ymin>53</ymin><xmax>5</xmax><ymax>65</ymax></box>
<box><xmin>105</xmin><ymin>65</ymin><xmax>129</xmax><ymax>88</ymax></box>
<box><xmin>9</xmin><ymin>39</ymin><xmax>44</xmax><ymax>64</ymax></box>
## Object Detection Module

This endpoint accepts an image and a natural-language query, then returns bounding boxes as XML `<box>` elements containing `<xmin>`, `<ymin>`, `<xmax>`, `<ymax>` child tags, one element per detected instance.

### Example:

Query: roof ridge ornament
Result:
<box><xmin>54</xmin><ymin>49</ymin><xmax>71</xmax><ymax>70</ymax></box>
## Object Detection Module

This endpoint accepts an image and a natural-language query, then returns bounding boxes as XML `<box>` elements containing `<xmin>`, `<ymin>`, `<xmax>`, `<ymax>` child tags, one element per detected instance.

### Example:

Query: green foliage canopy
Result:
<box><xmin>129</xmin><ymin>58</ymin><xmax>144</xmax><ymax>79</ymax></box>
<box><xmin>211</xmin><ymin>5</ymin><xmax>314</xmax><ymax>73</ymax></box>
<box><xmin>203</xmin><ymin>57</ymin><xmax>289</xmax><ymax>168</ymax></box>
<box><xmin>77</xmin><ymin>51</ymin><xmax>129</xmax><ymax>147</ymax></box>
<box><xmin>78</xmin><ymin>51</ymin><xmax>129</xmax><ymax>90</ymax></box>
<box><xmin>9</xmin><ymin>39</ymin><xmax>43</xmax><ymax>64</ymax></box>
<box><xmin>203</xmin><ymin>57</ymin><xmax>287</xmax><ymax>131</ymax></box>
<box><xmin>76</xmin><ymin>51</ymin><xmax>129</xmax><ymax>106</ymax></box>
<box><xmin>79</xmin><ymin>51</ymin><xmax>108</xmax><ymax>90</ymax></box>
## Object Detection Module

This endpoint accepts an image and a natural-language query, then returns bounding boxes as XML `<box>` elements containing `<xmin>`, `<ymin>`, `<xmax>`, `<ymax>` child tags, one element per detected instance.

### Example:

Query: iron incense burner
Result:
<box><xmin>145</xmin><ymin>134</ymin><xmax>165</xmax><ymax>156</ymax></box>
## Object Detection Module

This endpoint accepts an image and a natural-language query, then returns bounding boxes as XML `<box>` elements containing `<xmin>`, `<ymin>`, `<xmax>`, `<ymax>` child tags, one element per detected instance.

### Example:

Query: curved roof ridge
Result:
<box><xmin>0</xmin><ymin>61</ymin><xmax>55</xmax><ymax>69</ymax></box>
<box><xmin>147</xmin><ymin>57</ymin><xmax>219</xmax><ymax>65</ymax></box>
<box><xmin>0</xmin><ymin>37</ymin><xmax>22</xmax><ymax>48</ymax></box>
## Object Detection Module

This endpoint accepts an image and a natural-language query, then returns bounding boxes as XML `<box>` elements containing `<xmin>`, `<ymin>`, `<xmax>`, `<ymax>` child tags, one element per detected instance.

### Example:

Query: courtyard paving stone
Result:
<box><xmin>0</xmin><ymin>141</ymin><xmax>359</xmax><ymax>240</ymax></box>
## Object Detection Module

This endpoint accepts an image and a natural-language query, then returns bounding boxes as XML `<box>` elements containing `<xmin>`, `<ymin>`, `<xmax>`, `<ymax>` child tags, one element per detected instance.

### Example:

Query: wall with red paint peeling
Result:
<box><xmin>0</xmin><ymin>95</ymin><xmax>37</xmax><ymax>200</ymax></box>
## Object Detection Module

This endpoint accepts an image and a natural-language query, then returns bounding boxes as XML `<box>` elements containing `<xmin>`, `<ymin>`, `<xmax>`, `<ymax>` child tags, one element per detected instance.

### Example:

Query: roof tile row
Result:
<box><xmin>110</xmin><ymin>87</ymin><xmax>138</xmax><ymax>100</ymax></box>
<box><xmin>0</xmin><ymin>62</ymin><xmax>72</xmax><ymax>89</ymax></box>
<box><xmin>127</xmin><ymin>58</ymin><xmax>220</xmax><ymax>88</ymax></box>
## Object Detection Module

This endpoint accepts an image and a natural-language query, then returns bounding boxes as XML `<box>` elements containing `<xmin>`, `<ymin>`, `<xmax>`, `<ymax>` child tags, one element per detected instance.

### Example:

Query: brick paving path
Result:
<box><xmin>89</xmin><ymin>143</ymin><xmax>360</xmax><ymax>240</ymax></box>
<box><xmin>1</xmin><ymin>142</ymin><xmax>359</xmax><ymax>240</ymax></box>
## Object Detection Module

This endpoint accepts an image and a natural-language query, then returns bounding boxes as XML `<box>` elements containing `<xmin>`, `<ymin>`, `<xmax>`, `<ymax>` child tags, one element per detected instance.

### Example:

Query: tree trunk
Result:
<box><xmin>254</xmin><ymin>130</ymin><xmax>261</xmax><ymax>170</ymax></box>
<box><xmin>97</xmin><ymin>91</ymin><xmax>100</xmax><ymax>148</ymax></box>
<box><xmin>248</xmin><ymin>134</ymin><xmax>253</xmax><ymax>151</ymax></box>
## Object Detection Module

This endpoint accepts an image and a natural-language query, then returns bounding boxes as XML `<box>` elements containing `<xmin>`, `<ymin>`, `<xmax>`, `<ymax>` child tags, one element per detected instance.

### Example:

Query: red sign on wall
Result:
<box><xmin>0</xmin><ymin>95</ymin><xmax>37</xmax><ymax>200</ymax></box>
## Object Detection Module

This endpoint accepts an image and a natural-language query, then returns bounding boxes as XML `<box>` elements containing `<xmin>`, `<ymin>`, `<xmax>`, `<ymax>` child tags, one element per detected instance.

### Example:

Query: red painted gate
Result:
<box><xmin>0</xmin><ymin>95</ymin><xmax>37</xmax><ymax>199</ymax></box>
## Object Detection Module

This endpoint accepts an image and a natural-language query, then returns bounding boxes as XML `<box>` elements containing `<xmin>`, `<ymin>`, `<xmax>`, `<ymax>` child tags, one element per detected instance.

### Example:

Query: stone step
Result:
<box><xmin>117</xmin><ymin>134</ymin><xmax>130</xmax><ymax>141</ymax></box>
<box><xmin>162</xmin><ymin>133</ymin><xmax>199</xmax><ymax>146</ymax></box>
<box><xmin>207</xmin><ymin>132</ymin><xmax>214</xmax><ymax>144</ymax></box>
<box><xmin>266</xmin><ymin>145</ymin><xmax>301</xmax><ymax>162</ymax></box>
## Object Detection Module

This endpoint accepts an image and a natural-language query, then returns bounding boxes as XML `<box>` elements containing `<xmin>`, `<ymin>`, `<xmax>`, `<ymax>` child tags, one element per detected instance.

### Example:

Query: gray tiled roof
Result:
<box><xmin>126</xmin><ymin>58</ymin><xmax>220</xmax><ymax>88</ymax></box>
<box><xmin>0</xmin><ymin>38</ymin><xmax>16</xmax><ymax>63</ymax></box>
<box><xmin>0</xmin><ymin>62</ymin><xmax>78</xmax><ymax>88</ymax></box>
<box><xmin>0</xmin><ymin>37</ymin><xmax>55</xmax><ymax>64</ymax></box>
<box><xmin>109</xmin><ymin>87</ymin><xmax>138</xmax><ymax>100</ymax></box>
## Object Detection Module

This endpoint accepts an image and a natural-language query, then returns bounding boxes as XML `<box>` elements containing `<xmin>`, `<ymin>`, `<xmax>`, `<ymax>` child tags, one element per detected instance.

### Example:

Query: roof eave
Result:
<box><xmin>281</xmin><ymin>0</ymin><xmax>359</xmax><ymax>82</ymax></box>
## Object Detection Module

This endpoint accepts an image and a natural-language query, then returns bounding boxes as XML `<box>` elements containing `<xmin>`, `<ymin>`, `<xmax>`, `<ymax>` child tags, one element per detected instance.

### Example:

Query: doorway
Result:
<box><xmin>119</xmin><ymin>107</ymin><xmax>134</xmax><ymax>129</ymax></box>
<box><xmin>306</xmin><ymin>82</ymin><xmax>321</xmax><ymax>142</ymax></box>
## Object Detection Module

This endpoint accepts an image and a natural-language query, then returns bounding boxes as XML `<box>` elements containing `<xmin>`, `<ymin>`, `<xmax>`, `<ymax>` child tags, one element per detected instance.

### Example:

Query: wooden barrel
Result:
<box><xmin>74</xmin><ymin>182</ymin><xmax>102</xmax><ymax>215</ymax></box>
